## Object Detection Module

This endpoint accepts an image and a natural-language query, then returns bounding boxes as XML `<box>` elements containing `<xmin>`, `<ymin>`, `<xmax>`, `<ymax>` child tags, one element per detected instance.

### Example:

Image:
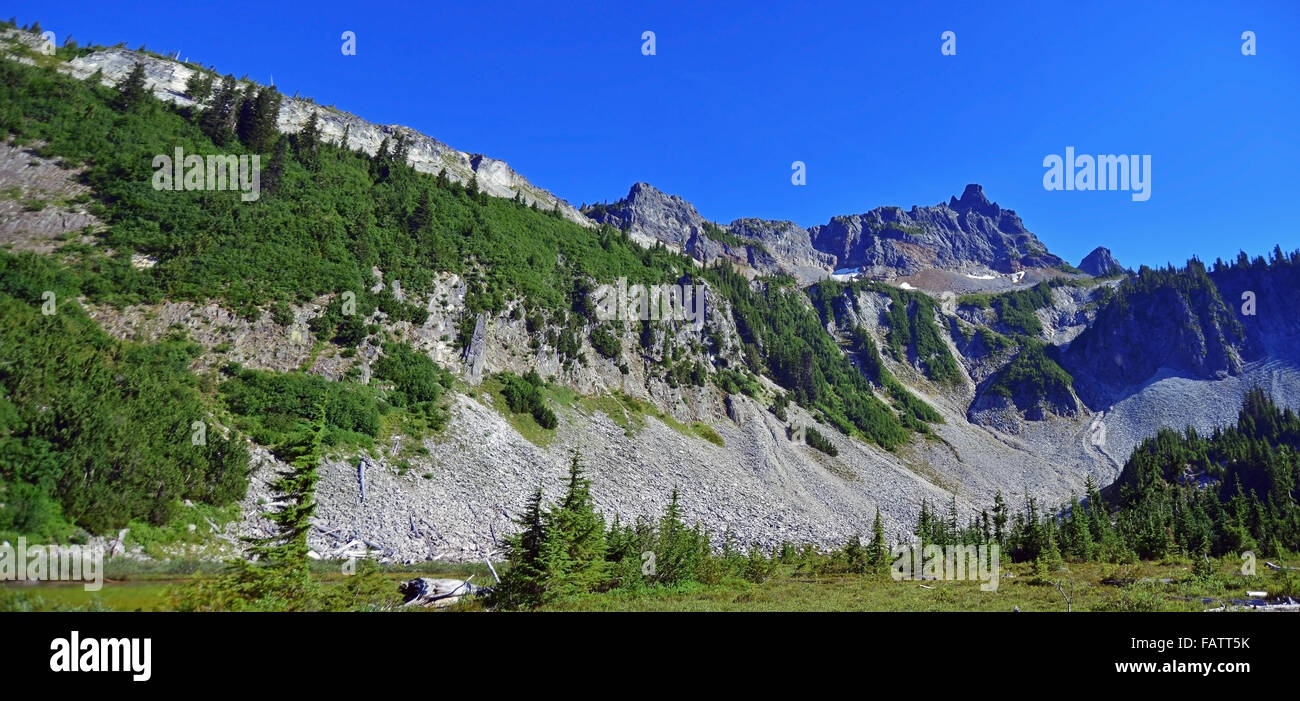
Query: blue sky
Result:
<box><xmin>12</xmin><ymin>0</ymin><xmax>1299</xmax><ymax>269</ymax></box>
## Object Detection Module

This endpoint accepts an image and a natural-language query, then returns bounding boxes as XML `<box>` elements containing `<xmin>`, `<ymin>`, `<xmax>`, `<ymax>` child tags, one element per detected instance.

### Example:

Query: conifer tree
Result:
<box><xmin>494</xmin><ymin>486</ymin><xmax>548</xmax><ymax>609</ymax></box>
<box><xmin>188</xmin><ymin>401</ymin><xmax>325</xmax><ymax>611</ymax></box>
<box><xmin>542</xmin><ymin>450</ymin><xmax>608</xmax><ymax>597</ymax></box>
<box><xmin>992</xmin><ymin>491</ymin><xmax>1009</xmax><ymax>548</ymax></box>
<box><xmin>184</xmin><ymin>70</ymin><xmax>213</xmax><ymax>104</ymax></box>
<box><xmin>867</xmin><ymin>507</ymin><xmax>888</xmax><ymax>573</ymax></box>
<box><xmin>199</xmin><ymin>76</ymin><xmax>240</xmax><ymax>144</ymax></box>
<box><xmin>237</xmin><ymin>86</ymin><xmax>282</xmax><ymax>153</ymax></box>
<box><xmin>294</xmin><ymin>111</ymin><xmax>322</xmax><ymax>171</ymax></box>
<box><xmin>653</xmin><ymin>487</ymin><xmax>701</xmax><ymax>586</ymax></box>
<box><xmin>744</xmin><ymin>544</ymin><xmax>773</xmax><ymax>583</ymax></box>
<box><xmin>371</xmin><ymin>137</ymin><xmax>391</xmax><ymax>181</ymax></box>
<box><xmin>111</xmin><ymin>62</ymin><xmax>148</xmax><ymax>111</ymax></box>
<box><xmin>263</xmin><ymin>136</ymin><xmax>288</xmax><ymax>195</ymax></box>
<box><xmin>841</xmin><ymin>532</ymin><xmax>866</xmax><ymax>574</ymax></box>
<box><xmin>408</xmin><ymin>187</ymin><xmax>433</xmax><ymax>236</ymax></box>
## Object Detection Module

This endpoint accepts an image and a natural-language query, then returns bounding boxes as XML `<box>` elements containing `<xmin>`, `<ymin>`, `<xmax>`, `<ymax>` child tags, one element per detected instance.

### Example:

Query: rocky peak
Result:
<box><xmin>727</xmin><ymin>218</ymin><xmax>836</xmax><ymax>282</ymax></box>
<box><xmin>1078</xmin><ymin>246</ymin><xmax>1124</xmax><ymax>277</ymax></box>
<box><xmin>948</xmin><ymin>183</ymin><xmax>999</xmax><ymax>217</ymax></box>
<box><xmin>583</xmin><ymin>182</ymin><xmax>709</xmax><ymax>248</ymax></box>
<box><xmin>808</xmin><ymin>185</ymin><xmax>1063</xmax><ymax>276</ymax></box>
<box><xmin>582</xmin><ymin>184</ymin><xmax>835</xmax><ymax>282</ymax></box>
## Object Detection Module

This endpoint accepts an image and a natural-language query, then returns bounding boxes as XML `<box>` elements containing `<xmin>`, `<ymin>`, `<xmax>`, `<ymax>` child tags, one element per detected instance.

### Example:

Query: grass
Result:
<box><xmin>482</xmin><ymin>381</ymin><xmax>728</xmax><ymax>449</ymax></box>
<box><xmin>542</xmin><ymin>557</ymin><xmax>1299</xmax><ymax>612</ymax></box>
<box><xmin>6</xmin><ymin>555</ymin><xmax>1294</xmax><ymax>612</ymax></box>
<box><xmin>576</xmin><ymin>392</ymin><xmax>646</xmax><ymax>437</ymax></box>
<box><xmin>578</xmin><ymin>390</ymin><xmax>727</xmax><ymax>448</ymax></box>
<box><xmin>124</xmin><ymin>503</ymin><xmax>243</xmax><ymax>558</ymax></box>
<box><xmin>691</xmin><ymin>422</ymin><xmax>725</xmax><ymax>447</ymax></box>
<box><xmin>480</xmin><ymin>375</ymin><xmax>558</xmax><ymax>447</ymax></box>
<box><xmin>0</xmin><ymin>559</ymin><xmax>499</xmax><ymax>612</ymax></box>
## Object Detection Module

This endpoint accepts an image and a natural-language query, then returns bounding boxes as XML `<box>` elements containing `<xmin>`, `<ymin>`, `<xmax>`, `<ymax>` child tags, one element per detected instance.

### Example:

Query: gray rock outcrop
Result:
<box><xmin>808</xmin><ymin>184</ymin><xmax>1065</xmax><ymax>276</ymax></box>
<box><xmin>1078</xmin><ymin>246</ymin><xmax>1124</xmax><ymax>277</ymax></box>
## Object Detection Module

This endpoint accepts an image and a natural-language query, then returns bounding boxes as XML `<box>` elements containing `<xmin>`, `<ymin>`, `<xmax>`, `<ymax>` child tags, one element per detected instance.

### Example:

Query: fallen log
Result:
<box><xmin>399</xmin><ymin>576</ymin><xmax>489</xmax><ymax>608</ymax></box>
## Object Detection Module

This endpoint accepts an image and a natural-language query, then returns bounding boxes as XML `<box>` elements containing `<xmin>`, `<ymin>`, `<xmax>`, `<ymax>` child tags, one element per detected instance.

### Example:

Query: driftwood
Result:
<box><xmin>399</xmin><ymin>576</ymin><xmax>488</xmax><ymax>608</ymax></box>
<box><xmin>357</xmin><ymin>459</ymin><xmax>367</xmax><ymax>504</ymax></box>
<box><xmin>107</xmin><ymin>528</ymin><xmax>129</xmax><ymax>556</ymax></box>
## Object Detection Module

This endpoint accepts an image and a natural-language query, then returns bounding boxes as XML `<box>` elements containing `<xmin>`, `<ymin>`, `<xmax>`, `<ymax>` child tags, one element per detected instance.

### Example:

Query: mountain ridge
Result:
<box><xmin>3</xmin><ymin>25</ymin><xmax>1299</xmax><ymax>565</ymax></box>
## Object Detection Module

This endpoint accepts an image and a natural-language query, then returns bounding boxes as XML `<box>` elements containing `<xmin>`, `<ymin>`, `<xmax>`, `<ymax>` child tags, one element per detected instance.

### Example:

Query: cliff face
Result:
<box><xmin>57</xmin><ymin>46</ymin><xmax>592</xmax><ymax>226</ymax></box>
<box><xmin>808</xmin><ymin>184</ymin><xmax>1065</xmax><ymax>276</ymax></box>
<box><xmin>727</xmin><ymin>218</ymin><xmax>836</xmax><ymax>280</ymax></box>
<box><xmin>584</xmin><ymin>182</ymin><xmax>1072</xmax><ymax>284</ymax></box>
<box><xmin>584</xmin><ymin>182</ymin><xmax>707</xmax><ymax>248</ymax></box>
<box><xmin>1061</xmin><ymin>266</ymin><xmax>1247</xmax><ymax>407</ymax></box>
<box><xmin>583</xmin><ymin>183</ymin><xmax>834</xmax><ymax>282</ymax></box>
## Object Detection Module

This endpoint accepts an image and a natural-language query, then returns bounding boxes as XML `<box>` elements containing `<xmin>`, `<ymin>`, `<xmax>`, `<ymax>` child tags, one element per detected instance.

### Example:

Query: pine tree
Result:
<box><xmin>842</xmin><ymin>532</ymin><xmax>866</xmax><ymax>574</ymax></box>
<box><xmin>867</xmin><ymin>507</ymin><xmax>888</xmax><ymax>573</ymax></box>
<box><xmin>494</xmin><ymin>486</ymin><xmax>548</xmax><ymax>609</ymax></box>
<box><xmin>914</xmin><ymin>499</ymin><xmax>931</xmax><ymax>548</ymax></box>
<box><xmin>542</xmin><ymin>450</ymin><xmax>608</xmax><ymax>597</ymax></box>
<box><xmin>237</xmin><ymin>86</ymin><xmax>283</xmax><ymax>152</ymax></box>
<box><xmin>188</xmin><ymin>401</ymin><xmax>325</xmax><ymax>610</ymax></box>
<box><xmin>603</xmin><ymin>514</ymin><xmax>648</xmax><ymax>590</ymax></box>
<box><xmin>408</xmin><ymin>187</ymin><xmax>433</xmax><ymax>236</ymax></box>
<box><xmin>295</xmin><ymin>112</ymin><xmax>322</xmax><ymax>171</ymax></box>
<box><xmin>992</xmin><ymin>491</ymin><xmax>1008</xmax><ymax>547</ymax></box>
<box><xmin>1063</xmin><ymin>495</ymin><xmax>1094</xmax><ymax>561</ymax></box>
<box><xmin>199</xmin><ymin>76</ymin><xmax>240</xmax><ymax>144</ymax></box>
<box><xmin>744</xmin><ymin>544</ymin><xmax>773</xmax><ymax>583</ymax></box>
<box><xmin>184</xmin><ymin>70</ymin><xmax>213</xmax><ymax>104</ymax></box>
<box><xmin>371</xmin><ymin>137</ymin><xmax>391</xmax><ymax>181</ymax></box>
<box><xmin>390</xmin><ymin>133</ymin><xmax>410</xmax><ymax>170</ymax></box>
<box><xmin>263</xmin><ymin>136</ymin><xmax>288</xmax><ymax>195</ymax></box>
<box><xmin>111</xmin><ymin>62</ymin><xmax>148</xmax><ymax>111</ymax></box>
<box><xmin>946</xmin><ymin>495</ymin><xmax>960</xmax><ymax>546</ymax></box>
<box><xmin>653</xmin><ymin>487</ymin><xmax>701</xmax><ymax>585</ymax></box>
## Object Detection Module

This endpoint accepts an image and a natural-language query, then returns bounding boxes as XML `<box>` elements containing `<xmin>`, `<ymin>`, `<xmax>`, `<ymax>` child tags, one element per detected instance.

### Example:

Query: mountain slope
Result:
<box><xmin>3</xmin><ymin>25</ymin><xmax>1300</xmax><ymax>563</ymax></box>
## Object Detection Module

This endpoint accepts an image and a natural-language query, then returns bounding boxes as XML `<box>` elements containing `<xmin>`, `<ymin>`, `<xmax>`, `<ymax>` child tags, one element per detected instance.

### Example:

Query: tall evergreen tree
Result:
<box><xmin>494</xmin><ymin>486</ymin><xmax>548</xmax><ymax>609</ymax></box>
<box><xmin>184</xmin><ymin>70</ymin><xmax>213</xmax><ymax>105</ymax></box>
<box><xmin>408</xmin><ymin>187</ymin><xmax>433</xmax><ymax>236</ymax></box>
<box><xmin>199</xmin><ymin>76</ymin><xmax>240</xmax><ymax>144</ymax></box>
<box><xmin>189</xmin><ymin>401</ymin><xmax>325</xmax><ymax>611</ymax></box>
<box><xmin>294</xmin><ymin>111</ymin><xmax>322</xmax><ymax>170</ymax></box>
<box><xmin>263</xmin><ymin>136</ymin><xmax>288</xmax><ymax>195</ymax></box>
<box><xmin>237</xmin><ymin>86</ymin><xmax>283</xmax><ymax>153</ymax></box>
<box><xmin>111</xmin><ymin>62</ymin><xmax>148</xmax><ymax>111</ymax></box>
<box><xmin>542</xmin><ymin>450</ymin><xmax>608</xmax><ymax>596</ymax></box>
<box><xmin>867</xmin><ymin>507</ymin><xmax>888</xmax><ymax>573</ymax></box>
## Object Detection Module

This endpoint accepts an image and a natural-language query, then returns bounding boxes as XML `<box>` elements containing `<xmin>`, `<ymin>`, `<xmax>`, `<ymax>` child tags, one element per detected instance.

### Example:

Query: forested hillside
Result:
<box><xmin>2</xmin><ymin>22</ymin><xmax>1299</xmax><ymax>588</ymax></box>
<box><xmin>0</xmin><ymin>39</ymin><xmax>942</xmax><ymax>542</ymax></box>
